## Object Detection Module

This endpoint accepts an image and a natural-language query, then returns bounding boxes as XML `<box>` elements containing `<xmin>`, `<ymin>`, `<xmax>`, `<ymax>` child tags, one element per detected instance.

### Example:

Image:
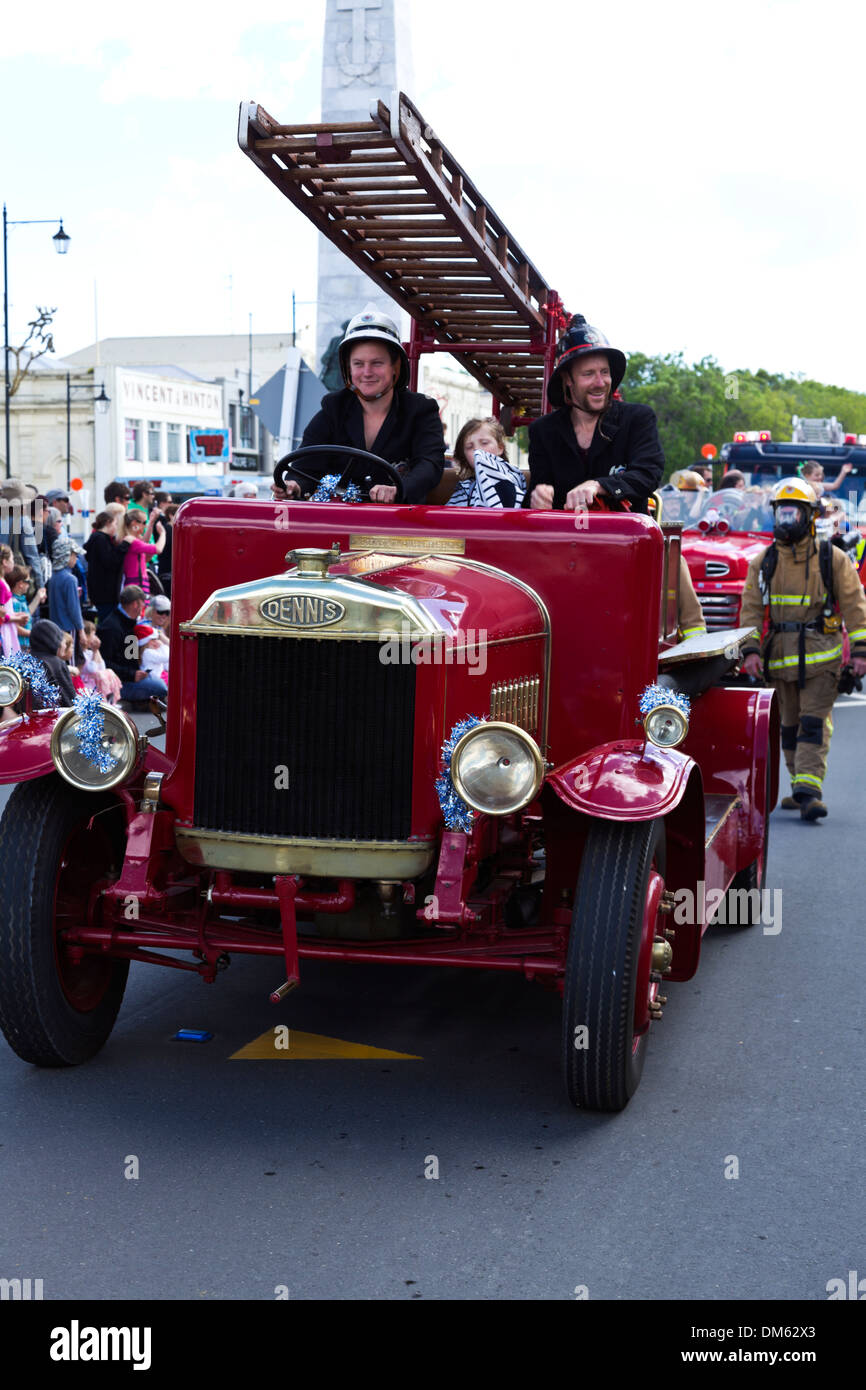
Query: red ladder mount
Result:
<box><xmin>239</xmin><ymin>91</ymin><xmax>568</xmax><ymax>425</ymax></box>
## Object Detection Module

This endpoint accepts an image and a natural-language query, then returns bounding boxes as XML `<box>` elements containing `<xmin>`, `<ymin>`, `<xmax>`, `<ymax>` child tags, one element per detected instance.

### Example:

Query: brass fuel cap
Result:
<box><xmin>286</xmin><ymin>545</ymin><xmax>341</xmax><ymax>578</ymax></box>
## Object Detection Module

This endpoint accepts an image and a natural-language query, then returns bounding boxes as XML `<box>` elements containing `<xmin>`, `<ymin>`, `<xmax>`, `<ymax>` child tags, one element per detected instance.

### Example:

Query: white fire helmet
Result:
<box><xmin>338</xmin><ymin>303</ymin><xmax>410</xmax><ymax>392</ymax></box>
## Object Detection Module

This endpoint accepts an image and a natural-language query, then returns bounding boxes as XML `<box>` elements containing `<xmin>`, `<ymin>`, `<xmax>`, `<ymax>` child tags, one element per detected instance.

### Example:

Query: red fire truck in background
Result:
<box><xmin>676</xmin><ymin>420</ymin><xmax>866</xmax><ymax>632</ymax></box>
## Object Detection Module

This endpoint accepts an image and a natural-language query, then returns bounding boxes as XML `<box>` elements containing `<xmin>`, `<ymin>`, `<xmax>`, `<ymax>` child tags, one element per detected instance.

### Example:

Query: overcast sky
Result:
<box><xmin>2</xmin><ymin>0</ymin><xmax>864</xmax><ymax>392</ymax></box>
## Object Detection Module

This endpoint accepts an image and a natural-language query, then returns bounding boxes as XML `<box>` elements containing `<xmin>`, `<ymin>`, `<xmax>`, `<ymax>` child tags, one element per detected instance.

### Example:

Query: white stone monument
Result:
<box><xmin>317</xmin><ymin>0</ymin><xmax>414</xmax><ymax>373</ymax></box>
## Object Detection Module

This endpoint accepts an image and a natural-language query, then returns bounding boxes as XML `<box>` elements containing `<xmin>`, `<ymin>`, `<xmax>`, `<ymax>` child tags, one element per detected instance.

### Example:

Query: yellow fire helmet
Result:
<box><xmin>770</xmin><ymin>477</ymin><xmax>819</xmax><ymax>509</ymax></box>
<box><xmin>671</xmin><ymin>469</ymin><xmax>708</xmax><ymax>491</ymax></box>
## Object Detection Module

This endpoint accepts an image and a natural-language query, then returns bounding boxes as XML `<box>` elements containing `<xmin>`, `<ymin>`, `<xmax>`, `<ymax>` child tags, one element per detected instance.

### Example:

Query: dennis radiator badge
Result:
<box><xmin>260</xmin><ymin>596</ymin><xmax>346</xmax><ymax>628</ymax></box>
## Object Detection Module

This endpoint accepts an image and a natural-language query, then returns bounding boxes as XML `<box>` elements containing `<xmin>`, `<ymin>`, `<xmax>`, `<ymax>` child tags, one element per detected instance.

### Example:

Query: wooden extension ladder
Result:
<box><xmin>239</xmin><ymin>91</ymin><xmax>568</xmax><ymax>425</ymax></box>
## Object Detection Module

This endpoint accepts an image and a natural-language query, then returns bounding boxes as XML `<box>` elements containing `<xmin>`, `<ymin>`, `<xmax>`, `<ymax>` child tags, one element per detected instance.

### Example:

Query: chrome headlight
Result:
<box><xmin>643</xmin><ymin>703</ymin><xmax>689</xmax><ymax>748</ymax></box>
<box><xmin>0</xmin><ymin>665</ymin><xmax>24</xmax><ymax>708</ymax></box>
<box><xmin>50</xmin><ymin>704</ymin><xmax>141</xmax><ymax>791</ymax></box>
<box><xmin>451</xmin><ymin>721</ymin><xmax>544</xmax><ymax>815</ymax></box>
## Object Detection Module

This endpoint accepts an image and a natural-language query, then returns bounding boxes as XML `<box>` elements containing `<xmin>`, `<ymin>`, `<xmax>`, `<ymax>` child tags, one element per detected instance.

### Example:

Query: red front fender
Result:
<box><xmin>547</xmin><ymin>739</ymin><xmax>697</xmax><ymax>821</ymax></box>
<box><xmin>546</xmin><ymin>739</ymin><xmax>707</xmax><ymax>982</ymax></box>
<box><xmin>0</xmin><ymin>710</ymin><xmax>61</xmax><ymax>783</ymax></box>
<box><xmin>0</xmin><ymin>710</ymin><xmax>172</xmax><ymax>787</ymax></box>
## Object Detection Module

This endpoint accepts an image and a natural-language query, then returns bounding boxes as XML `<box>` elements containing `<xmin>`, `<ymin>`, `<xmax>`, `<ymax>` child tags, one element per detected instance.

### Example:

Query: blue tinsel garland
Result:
<box><xmin>311</xmin><ymin>474</ymin><xmax>363</xmax><ymax>504</ymax></box>
<box><xmin>639</xmin><ymin>683</ymin><xmax>691</xmax><ymax>720</ymax></box>
<box><xmin>71</xmin><ymin>691</ymin><xmax>118</xmax><ymax>774</ymax></box>
<box><xmin>5</xmin><ymin>650</ymin><xmax>61</xmax><ymax>707</ymax></box>
<box><xmin>435</xmin><ymin>715</ymin><xmax>486</xmax><ymax>833</ymax></box>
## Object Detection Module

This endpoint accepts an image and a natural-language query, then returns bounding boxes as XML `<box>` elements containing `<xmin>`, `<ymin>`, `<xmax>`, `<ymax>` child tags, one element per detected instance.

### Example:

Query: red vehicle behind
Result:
<box><xmin>661</xmin><ymin>485</ymin><xmax>774</xmax><ymax>632</ymax></box>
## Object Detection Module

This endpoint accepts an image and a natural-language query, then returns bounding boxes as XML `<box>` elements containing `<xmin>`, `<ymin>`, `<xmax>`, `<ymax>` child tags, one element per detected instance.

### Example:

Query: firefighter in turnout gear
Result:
<box><xmin>677</xmin><ymin>558</ymin><xmax>707</xmax><ymax>641</ymax></box>
<box><xmin>740</xmin><ymin>478</ymin><xmax>866</xmax><ymax>820</ymax></box>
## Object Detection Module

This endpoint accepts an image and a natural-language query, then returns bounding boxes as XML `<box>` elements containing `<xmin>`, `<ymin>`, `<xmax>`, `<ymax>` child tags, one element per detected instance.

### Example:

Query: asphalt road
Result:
<box><xmin>1</xmin><ymin>699</ymin><xmax>865</xmax><ymax>1302</ymax></box>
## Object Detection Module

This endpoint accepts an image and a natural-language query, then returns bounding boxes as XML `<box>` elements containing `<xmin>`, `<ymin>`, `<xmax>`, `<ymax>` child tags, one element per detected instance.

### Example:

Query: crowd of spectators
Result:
<box><xmin>0</xmin><ymin>476</ymin><xmax>174</xmax><ymax>712</ymax></box>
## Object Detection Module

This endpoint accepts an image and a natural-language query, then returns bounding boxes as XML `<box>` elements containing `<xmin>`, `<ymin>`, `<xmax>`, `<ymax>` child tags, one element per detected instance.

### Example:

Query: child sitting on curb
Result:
<box><xmin>135</xmin><ymin>623</ymin><xmax>169</xmax><ymax>686</ymax></box>
<box><xmin>28</xmin><ymin>620</ymin><xmax>77</xmax><ymax>706</ymax></box>
<box><xmin>59</xmin><ymin>632</ymin><xmax>86</xmax><ymax>695</ymax></box>
<box><xmin>80</xmin><ymin>621</ymin><xmax>122</xmax><ymax>704</ymax></box>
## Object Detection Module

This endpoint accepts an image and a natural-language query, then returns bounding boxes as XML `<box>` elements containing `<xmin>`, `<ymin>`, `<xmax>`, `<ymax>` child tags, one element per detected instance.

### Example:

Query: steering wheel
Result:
<box><xmin>273</xmin><ymin>445</ymin><xmax>405</xmax><ymax>503</ymax></box>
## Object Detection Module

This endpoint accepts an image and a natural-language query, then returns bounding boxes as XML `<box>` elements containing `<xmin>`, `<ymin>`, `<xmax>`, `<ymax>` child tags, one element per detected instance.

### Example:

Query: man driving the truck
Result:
<box><xmin>274</xmin><ymin>305</ymin><xmax>446</xmax><ymax>504</ymax></box>
<box><xmin>526</xmin><ymin>315</ymin><xmax>664</xmax><ymax>513</ymax></box>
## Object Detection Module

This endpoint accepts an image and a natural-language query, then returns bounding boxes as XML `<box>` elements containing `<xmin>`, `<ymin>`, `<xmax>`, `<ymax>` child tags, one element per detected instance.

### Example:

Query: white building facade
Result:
<box><xmin>2</xmin><ymin>355</ymin><xmax>104</xmax><ymax>502</ymax></box>
<box><xmin>58</xmin><ymin>333</ymin><xmax>323</xmax><ymax>514</ymax></box>
<box><xmin>99</xmin><ymin>366</ymin><xmax>229</xmax><ymax>497</ymax></box>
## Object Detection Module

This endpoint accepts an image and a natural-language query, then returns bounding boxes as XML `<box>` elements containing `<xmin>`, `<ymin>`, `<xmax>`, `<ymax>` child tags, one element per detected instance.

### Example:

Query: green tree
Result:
<box><xmin>618</xmin><ymin>353</ymin><xmax>866</xmax><ymax>479</ymax></box>
<box><xmin>621</xmin><ymin>352</ymin><xmax>728</xmax><ymax>478</ymax></box>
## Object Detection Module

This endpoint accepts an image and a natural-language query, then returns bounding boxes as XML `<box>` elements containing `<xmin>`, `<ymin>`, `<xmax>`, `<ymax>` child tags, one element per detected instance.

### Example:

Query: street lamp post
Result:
<box><xmin>3</xmin><ymin>204</ymin><xmax>70</xmax><ymax>478</ymax></box>
<box><xmin>66</xmin><ymin>373</ymin><xmax>109</xmax><ymax>490</ymax></box>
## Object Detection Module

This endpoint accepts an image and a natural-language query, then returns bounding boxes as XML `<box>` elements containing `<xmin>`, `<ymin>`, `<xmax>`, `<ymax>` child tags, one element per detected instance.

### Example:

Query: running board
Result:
<box><xmin>704</xmin><ymin>794</ymin><xmax>742</xmax><ymax>849</ymax></box>
<box><xmin>704</xmin><ymin>794</ymin><xmax>744</xmax><ymax>927</ymax></box>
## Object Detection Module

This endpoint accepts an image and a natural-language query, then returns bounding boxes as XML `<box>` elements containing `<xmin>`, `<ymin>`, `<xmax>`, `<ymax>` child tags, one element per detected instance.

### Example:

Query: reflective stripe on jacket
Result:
<box><xmin>678</xmin><ymin>556</ymin><xmax>706</xmax><ymax>640</ymax></box>
<box><xmin>740</xmin><ymin>536</ymin><xmax>866</xmax><ymax>680</ymax></box>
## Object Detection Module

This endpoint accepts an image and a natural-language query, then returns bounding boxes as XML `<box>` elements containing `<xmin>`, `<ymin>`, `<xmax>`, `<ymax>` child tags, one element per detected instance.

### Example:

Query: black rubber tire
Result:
<box><xmin>724</xmin><ymin>857</ymin><xmax>763</xmax><ymax>928</ymax></box>
<box><xmin>0</xmin><ymin>776</ymin><xmax>129</xmax><ymax>1066</ymax></box>
<box><xmin>562</xmin><ymin>818</ymin><xmax>665</xmax><ymax>1112</ymax></box>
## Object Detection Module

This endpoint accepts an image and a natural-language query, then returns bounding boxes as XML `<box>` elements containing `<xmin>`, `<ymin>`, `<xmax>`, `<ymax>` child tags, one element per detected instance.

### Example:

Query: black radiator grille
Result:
<box><xmin>194</xmin><ymin>635</ymin><xmax>416</xmax><ymax>840</ymax></box>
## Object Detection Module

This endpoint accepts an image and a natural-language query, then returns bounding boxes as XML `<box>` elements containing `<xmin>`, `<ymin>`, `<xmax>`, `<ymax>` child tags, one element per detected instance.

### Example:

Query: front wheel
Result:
<box><xmin>0</xmin><ymin>776</ymin><xmax>130</xmax><ymax>1066</ymax></box>
<box><xmin>562</xmin><ymin>818</ymin><xmax>666</xmax><ymax>1112</ymax></box>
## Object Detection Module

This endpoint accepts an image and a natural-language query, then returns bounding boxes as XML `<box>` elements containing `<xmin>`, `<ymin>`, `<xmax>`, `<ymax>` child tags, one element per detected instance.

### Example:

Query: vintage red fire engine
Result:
<box><xmin>0</xmin><ymin>95</ymin><xmax>778</xmax><ymax>1111</ymax></box>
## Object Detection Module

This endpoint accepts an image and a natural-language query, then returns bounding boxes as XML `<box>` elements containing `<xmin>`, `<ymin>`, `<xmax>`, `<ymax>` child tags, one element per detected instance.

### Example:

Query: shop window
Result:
<box><xmin>125</xmin><ymin>419</ymin><xmax>141</xmax><ymax>461</ymax></box>
<box><xmin>166</xmin><ymin>422</ymin><xmax>181</xmax><ymax>465</ymax></box>
<box><xmin>148</xmin><ymin>421</ymin><xmax>163</xmax><ymax>462</ymax></box>
<box><xmin>239</xmin><ymin>406</ymin><xmax>255</xmax><ymax>450</ymax></box>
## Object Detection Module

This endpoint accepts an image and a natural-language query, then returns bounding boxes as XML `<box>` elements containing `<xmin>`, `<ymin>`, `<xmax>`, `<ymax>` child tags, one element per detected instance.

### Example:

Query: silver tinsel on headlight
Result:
<box><xmin>71</xmin><ymin>691</ymin><xmax>118</xmax><ymax>774</ymax></box>
<box><xmin>6</xmin><ymin>650</ymin><xmax>60</xmax><ymax>708</ymax></box>
<box><xmin>639</xmin><ymin>683</ymin><xmax>691</xmax><ymax>720</ymax></box>
<box><xmin>435</xmin><ymin>715</ymin><xmax>485</xmax><ymax>833</ymax></box>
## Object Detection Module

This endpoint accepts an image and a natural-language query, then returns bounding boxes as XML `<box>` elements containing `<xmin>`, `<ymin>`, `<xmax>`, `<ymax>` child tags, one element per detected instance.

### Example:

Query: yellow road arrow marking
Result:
<box><xmin>230</xmin><ymin>1029</ymin><xmax>421</xmax><ymax>1061</ymax></box>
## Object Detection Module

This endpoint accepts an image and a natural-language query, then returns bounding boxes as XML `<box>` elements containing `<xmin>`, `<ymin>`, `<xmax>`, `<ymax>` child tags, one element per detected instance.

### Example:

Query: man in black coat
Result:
<box><xmin>98</xmin><ymin>585</ymin><xmax>167</xmax><ymax>702</ymax></box>
<box><xmin>277</xmin><ymin>304</ymin><xmax>445</xmax><ymax>505</ymax></box>
<box><xmin>526</xmin><ymin>315</ymin><xmax>664</xmax><ymax>513</ymax></box>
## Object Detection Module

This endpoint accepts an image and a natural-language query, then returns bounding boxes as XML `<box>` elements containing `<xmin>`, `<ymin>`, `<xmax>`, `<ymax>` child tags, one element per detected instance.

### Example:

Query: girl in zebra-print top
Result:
<box><xmin>447</xmin><ymin>418</ymin><xmax>527</xmax><ymax>509</ymax></box>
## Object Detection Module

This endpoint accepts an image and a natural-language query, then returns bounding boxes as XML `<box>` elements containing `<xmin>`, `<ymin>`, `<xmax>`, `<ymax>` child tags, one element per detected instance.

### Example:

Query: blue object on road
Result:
<box><xmin>173</xmin><ymin>1029</ymin><xmax>213</xmax><ymax>1043</ymax></box>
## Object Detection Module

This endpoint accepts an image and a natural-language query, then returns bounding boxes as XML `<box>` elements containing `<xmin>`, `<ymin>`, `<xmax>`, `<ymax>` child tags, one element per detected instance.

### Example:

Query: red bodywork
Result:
<box><xmin>0</xmin><ymin>502</ymin><xmax>777</xmax><ymax>993</ymax></box>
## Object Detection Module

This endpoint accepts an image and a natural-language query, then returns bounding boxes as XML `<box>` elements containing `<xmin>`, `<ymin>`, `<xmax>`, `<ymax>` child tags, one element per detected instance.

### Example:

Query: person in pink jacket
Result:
<box><xmin>118</xmin><ymin>509</ymin><xmax>165</xmax><ymax>599</ymax></box>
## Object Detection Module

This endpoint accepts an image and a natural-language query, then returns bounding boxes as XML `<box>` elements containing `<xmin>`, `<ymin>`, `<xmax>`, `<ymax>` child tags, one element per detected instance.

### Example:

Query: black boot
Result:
<box><xmin>799</xmin><ymin>796</ymin><xmax>828</xmax><ymax>821</ymax></box>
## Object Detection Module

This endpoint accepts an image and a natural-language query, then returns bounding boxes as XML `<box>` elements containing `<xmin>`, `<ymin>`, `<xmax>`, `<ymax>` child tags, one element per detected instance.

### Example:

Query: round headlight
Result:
<box><xmin>451</xmin><ymin>721</ymin><xmax>544</xmax><ymax>816</ymax></box>
<box><xmin>0</xmin><ymin>665</ymin><xmax>24</xmax><ymax>708</ymax></box>
<box><xmin>50</xmin><ymin>704</ymin><xmax>141</xmax><ymax>791</ymax></box>
<box><xmin>644</xmin><ymin>704</ymin><xmax>689</xmax><ymax>748</ymax></box>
